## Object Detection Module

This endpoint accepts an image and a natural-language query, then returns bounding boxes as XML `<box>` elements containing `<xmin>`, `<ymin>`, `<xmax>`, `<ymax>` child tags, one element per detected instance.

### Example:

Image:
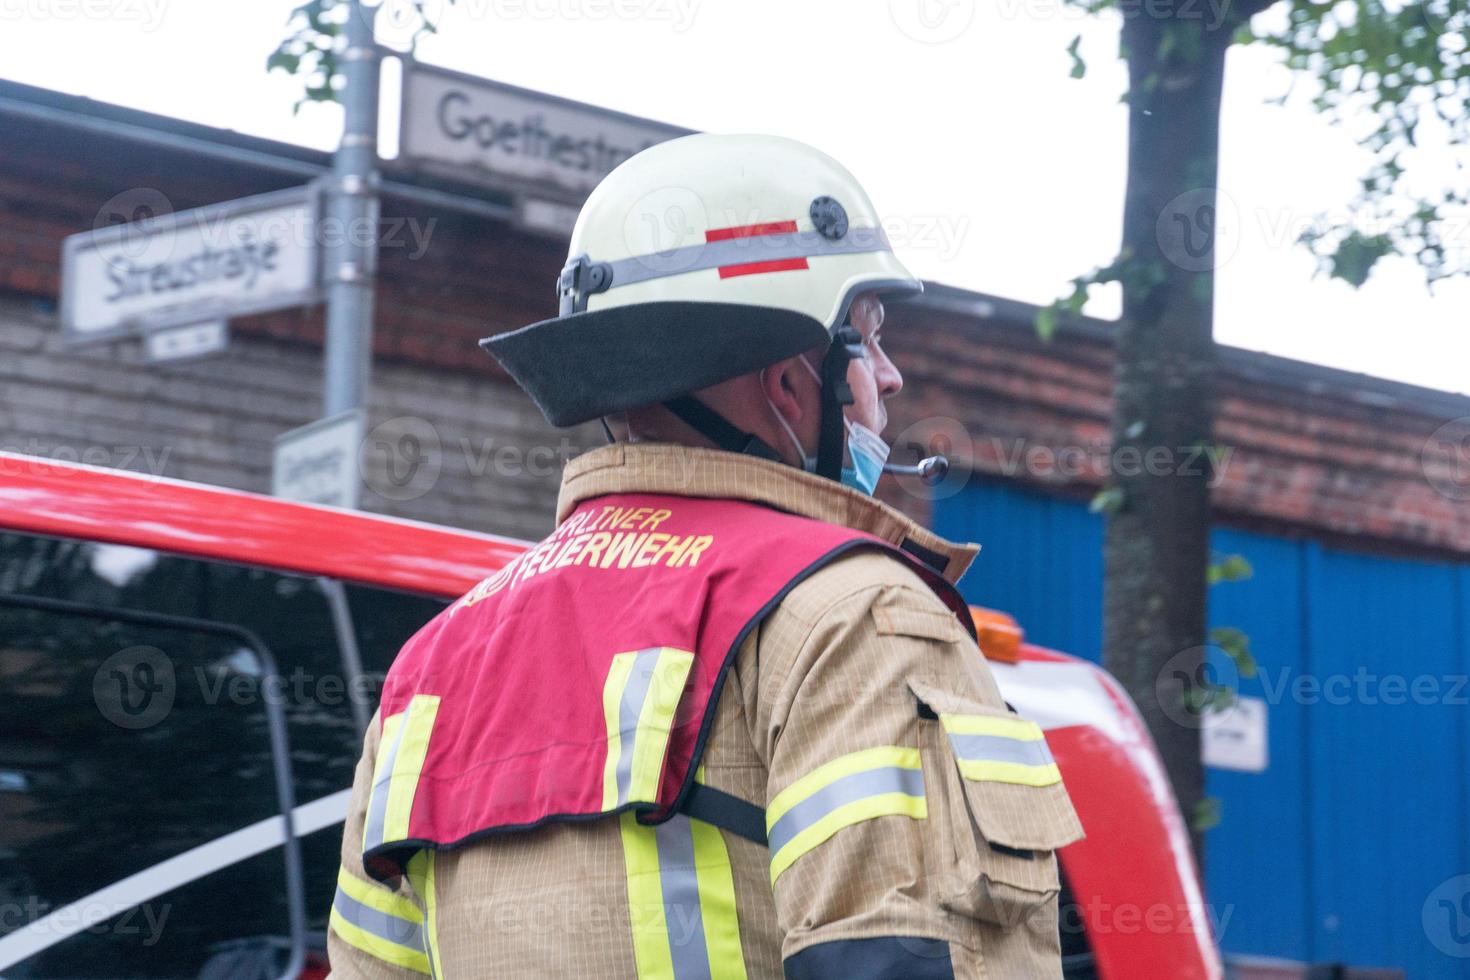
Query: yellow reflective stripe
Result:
<box><xmin>330</xmin><ymin>904</ymin><xmax>431</xmax><ymax>974</ymax></box>
<box><xmin>620</xmin><ymin>811</ymin><xmax>676</xmax><ymax>978</ymax></box>
<box><xmin>602</xmin><ymin>648</ymin><xmax>695</xmax><ymax>810</ymax></box>
<box><xmin>406</xmin><ymin>850</ymin><xmax>443</xmax><ymax>977</ymax></box>
<box><xmin>689</xmin><ymin>818</ymin><xmax>749</xmax><ymax>980</ymax></box>
<box><xmin>766</xmin><ymin>747</ymin><xmax>927</xmax><ymax>885</ymax></box>
<box><xmin>364</xmin><ymin>711</ymin><xmax>406</xmax><ymax>847</ymax></box>
<box><xmin>602</xmin><ymin>654</ymin><xmax>639</xmax><ymax>810</ymax></box>
<box><xmin>382</xmin><ymin>695</ymin><xmax>441</xmax><ymax>845</ymax></box>
<box><xmin>630</xmin><ymin>649</ymin><xmax>695</xmax><ymax>802</ymax></box>
<box><xmin>769</xmin><ymin>792</ymin><xmax>927</xmax><ymax>884</ymax></box>
<box><xmin>336</xmin><ymin>867</ymin><xmax>422</xmax><ymax>925</ymax></box>
<box><xmin>620</xmin><ymin>812</ymin><xmax>749</xmax><ymax>980</ymax></box>
<box><xmin>767</xmin><ymin>746</ymin><xmax>921</xmax><ymax>826</ymax></box>
<box><xmin>939</xmin><ymin>712</ymin><xmax>1044</xmax><ymax>741</ymax></box>
<box><xmin>955</xmin><ymin>759</ymin><xmax>1064</xmax><ymax>787</ymax></box>
<box><xmin>940</xmin><ymin>711</ymin><xmax>1061</xmax><ymax>786</ymax></box>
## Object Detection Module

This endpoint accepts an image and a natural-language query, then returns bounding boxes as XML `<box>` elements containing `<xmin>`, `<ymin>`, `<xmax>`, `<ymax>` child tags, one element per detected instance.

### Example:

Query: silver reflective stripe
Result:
<box><xmin>363</xmin><ymin>709</ymin><xmax>410</xmax><ymax>851</ymax></box>
<box><xmin>333</xmin><ymin>886</ymin><xmax>426</xmax><ymax>952</ymax></box>
<box><xmin>947</xmin><ymin>733</ymin><xmax>1055</xmax><ymax>767</ymax></box>
<box><xmin>613</xmin><ymin>648</ymin><xmax>665</xmax><ymax>807</ymax></box>
<box><xmin>605</xmin><ymin>226</ymin><xmax>893</xmax><ymax>290</ymax></box>
<box><xmin>654</xmin><ymin>816</ymin><xmax>715</xmax><ymax>980</ymax></box>
<box><xmin>767</xmin><ymin>766</ymin><xmax>926</xmax><ymax>856</ymax></box>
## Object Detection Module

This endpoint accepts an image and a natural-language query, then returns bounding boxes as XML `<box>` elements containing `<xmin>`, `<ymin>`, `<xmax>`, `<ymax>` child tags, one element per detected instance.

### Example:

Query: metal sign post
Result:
<box><xmin>322</xmin><ymin>0</ymin><xmax>382</xmax><ymax>418</ymax></box>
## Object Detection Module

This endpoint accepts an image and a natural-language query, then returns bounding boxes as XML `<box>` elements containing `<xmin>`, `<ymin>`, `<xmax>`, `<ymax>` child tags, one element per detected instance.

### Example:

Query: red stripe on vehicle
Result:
<box><xmin>718</xmin><ymin>258</ymin><xmax>810</xmax><ymax>279</ymax></box>
<box><xmin>705</xmin><ymin>220</ymin><xmax>798</xmax><ymax>242</ymax></box>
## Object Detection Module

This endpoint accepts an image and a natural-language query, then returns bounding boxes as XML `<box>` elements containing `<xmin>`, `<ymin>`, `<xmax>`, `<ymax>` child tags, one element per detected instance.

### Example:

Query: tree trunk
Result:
<box><xmin>1104</xmin><ymin>15</ymin><xmax>1232</xmax><ymax>863</ymax></box>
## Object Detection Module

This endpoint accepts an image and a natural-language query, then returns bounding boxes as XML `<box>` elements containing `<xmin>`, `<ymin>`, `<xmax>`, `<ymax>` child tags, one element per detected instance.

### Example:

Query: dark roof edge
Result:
<box><xmin>0</xmin><ymin>75</ymin><xmax>516</xmax><ymax>222</ymax></box>
<box><xmin>903</xmin><ymin>280</ymin><xmax>1470</xmax><ymax>420</ymax></box>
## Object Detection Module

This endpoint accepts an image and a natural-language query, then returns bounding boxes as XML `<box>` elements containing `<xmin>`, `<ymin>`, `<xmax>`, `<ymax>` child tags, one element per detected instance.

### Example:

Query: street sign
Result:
<box><xmin>398</xmin><ymin>63</ymin><xmax>690</xmax><ymax>200</ymax></box>
<box><xmin>1203</xmin><ymin>695</ymin><xmax>1268</xmax><ymax>773</ymax></box>
<box><xmin>272</xmin><ymin>410</ymin><xmax>364</xmax><ymax>510</ymax></box>
<box><xmin>144</xmin><ymin>319</ymin><xmax>229</xmax><ymax>364</ymax></box>
<box><xmin>61</xmin><ymin>185</ymin><xmax>323</xmax><ymax>344</ymax></box>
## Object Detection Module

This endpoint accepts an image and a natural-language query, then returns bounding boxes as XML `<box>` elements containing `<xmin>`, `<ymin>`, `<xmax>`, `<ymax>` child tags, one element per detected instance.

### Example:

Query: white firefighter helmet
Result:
<box><xmin>482</xmin><ymin>133</ymin><xmax>922</xmax><ymax>442</ymax></box>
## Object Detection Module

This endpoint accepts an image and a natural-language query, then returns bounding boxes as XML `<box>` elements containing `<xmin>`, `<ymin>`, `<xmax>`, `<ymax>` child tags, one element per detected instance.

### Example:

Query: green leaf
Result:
<box><xmin>1209</xmin><ymin>626</ymin><xmax>1258</xmax><ymax>679</ymax></box>
<box><xmin>1207</xmin><ymin>554</ymin><xmax>1254</xmax><ymax>585</ymax></box>
<box><xmin>1329</xmin><ymin>231</ymin><xmax>1395</xmax><ymax>287</ymax></box>
<box><xmin>1067</xmin><ymin>35</ymin><xmax>1087</xmax><ymax>79</ymax></box>
<box><xmin>1192</xmin><ymin>796</ymin><xmax>1222</xmax><ymax>833</ymax></box>
<box><xmin>1089</xmin><ymin>485</ymin><xmax>1125</xmax><ymax>515</ymax></box>
<box><xmin>1035</xmin><ymin>306</ymin><xmax>1057</xmax><ymax>342</ymax></box>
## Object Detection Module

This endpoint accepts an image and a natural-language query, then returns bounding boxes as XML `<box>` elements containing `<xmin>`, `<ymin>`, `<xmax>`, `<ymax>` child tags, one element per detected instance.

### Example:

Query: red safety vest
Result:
<box><xmin>363</xmin><ymin>492</ymin><xmax>972</xmax><ymax>880</ymax></box>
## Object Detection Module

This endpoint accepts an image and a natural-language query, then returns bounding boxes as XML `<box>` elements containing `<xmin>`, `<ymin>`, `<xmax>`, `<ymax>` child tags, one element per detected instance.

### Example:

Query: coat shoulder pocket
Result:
<box><xmin>908</xmin><ymin>678</ymin><xmax>1083</xmax><ymax>927</ymax></box>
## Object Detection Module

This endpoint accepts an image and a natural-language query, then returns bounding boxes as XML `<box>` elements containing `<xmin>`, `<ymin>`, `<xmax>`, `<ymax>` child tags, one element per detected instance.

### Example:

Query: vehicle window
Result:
<box><xmin>0</xmin><ymin>602</ymin><xmax>295</xmax><ymax>978</ymax></box>
<box><xmin>0</xmin><ymin>532</ymin><xmax>448</xmax><ymax>959</ymax></box>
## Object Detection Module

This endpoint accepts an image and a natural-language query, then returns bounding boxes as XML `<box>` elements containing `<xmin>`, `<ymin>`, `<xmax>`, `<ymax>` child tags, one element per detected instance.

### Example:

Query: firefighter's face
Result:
<box><xmin>843</xmin><ymin>293</ymin><xmax>903</xmax><ymax>436</ymax></box>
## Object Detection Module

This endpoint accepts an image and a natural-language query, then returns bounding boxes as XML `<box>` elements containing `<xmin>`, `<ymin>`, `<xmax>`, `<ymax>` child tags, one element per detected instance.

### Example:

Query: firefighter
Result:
<box><xmin>326</xmin><ymin>134</ymin><xmax>1083</xmax><ymax>979</ymax></box>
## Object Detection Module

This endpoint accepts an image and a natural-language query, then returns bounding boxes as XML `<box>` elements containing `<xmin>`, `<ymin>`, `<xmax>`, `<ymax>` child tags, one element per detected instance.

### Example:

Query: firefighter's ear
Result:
<box><xmin>760</xmin><ymin>353</ymin><xmax>819</xmax><ymax>427</ymax></box>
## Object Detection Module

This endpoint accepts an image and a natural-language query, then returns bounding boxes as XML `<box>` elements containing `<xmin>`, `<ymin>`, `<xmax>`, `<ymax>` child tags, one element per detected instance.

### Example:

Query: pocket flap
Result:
<box><xmin>908</xmin><ymin>678</ymin><xmax>1083</xmax><ymax>853</ymax></box>
<box><xmin>872</xmin><ymin>588</ymin><xmax>964</xmax><ymax>643</ymax></box>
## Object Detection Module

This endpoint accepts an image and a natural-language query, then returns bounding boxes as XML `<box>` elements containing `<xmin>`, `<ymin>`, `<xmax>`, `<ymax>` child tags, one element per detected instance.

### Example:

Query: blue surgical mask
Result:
<box><xmin>761</xmin><ymin>360</ymin><xmax>892</xmax><ymax>496</ymax></box>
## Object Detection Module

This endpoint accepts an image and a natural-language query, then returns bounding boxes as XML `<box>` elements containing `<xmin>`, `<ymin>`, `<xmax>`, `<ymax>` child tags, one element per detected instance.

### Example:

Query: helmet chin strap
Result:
<box><xmin>662</xmin><ymin>329</ymin><xmax>860</xmax><ymax>477</ymax></box>
<box><xmin>661</xmin><ymin>394</ymin><xmax>783</xmax><ymax>462</ymax></box>
<box><xmin>815</xmin><ymin>327</ymin><xmax>862</xmax><ymax>481</ymax></box>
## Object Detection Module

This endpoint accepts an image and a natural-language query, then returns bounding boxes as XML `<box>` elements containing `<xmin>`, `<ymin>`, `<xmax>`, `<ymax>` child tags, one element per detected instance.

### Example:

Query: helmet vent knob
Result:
<box><xmin>810</xmin><ymin>196</ymin><xmax>849</xmax><ymax>240</ymax></box>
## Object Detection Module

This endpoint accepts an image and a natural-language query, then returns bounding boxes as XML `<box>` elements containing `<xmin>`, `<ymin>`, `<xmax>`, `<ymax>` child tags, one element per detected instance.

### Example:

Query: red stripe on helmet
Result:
<box><xmin>705</xmin><ymin>220</ymin><xmax>798</xmax><ymax>242</ymax></box>
<box><xmin>718</xmin><ymin>257</ymin><xmax>810</xmax><ymax>279</ymax></box>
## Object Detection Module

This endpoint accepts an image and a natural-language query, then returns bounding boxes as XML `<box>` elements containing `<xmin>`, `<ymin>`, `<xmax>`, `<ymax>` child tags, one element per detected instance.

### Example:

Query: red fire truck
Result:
<box><xmin>0</xmin><ymin>452</ymin><xmax>1221</xmax><ymax>978</ymax></box>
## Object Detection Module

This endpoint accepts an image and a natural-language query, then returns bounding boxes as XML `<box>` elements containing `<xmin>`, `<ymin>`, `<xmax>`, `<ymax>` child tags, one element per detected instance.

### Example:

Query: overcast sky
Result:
<box><xmin>3</xmin><ymin>0</ymin><xmax>1466</xmax><ymax>394</ymax></box>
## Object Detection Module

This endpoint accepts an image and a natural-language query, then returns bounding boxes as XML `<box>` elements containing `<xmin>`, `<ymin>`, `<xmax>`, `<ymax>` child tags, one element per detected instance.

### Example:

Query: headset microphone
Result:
<box><xmin>883</xmin><ymin>455</ymin><xmax>949</xmax><ymax>484</ymax></box>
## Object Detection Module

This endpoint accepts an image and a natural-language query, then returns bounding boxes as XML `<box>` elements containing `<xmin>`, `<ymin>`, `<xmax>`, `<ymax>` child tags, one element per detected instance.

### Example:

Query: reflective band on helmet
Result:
<box><xmin>364</xmin><ymin>695</ymin><xmax>442</xmax><ymax>851</ymax></box>
<box><xmin>330</xmin><ymin>869</ymin><xmax>430</xmax><ymax>974</ymax></box>
<box><xmin>939</xmin><ymin>713</ymin><xmax>1062</xmax><ymax>787</ymax></box>
<box><xmin>620</xmin><ymin>812</ymin><xmax>750</xmax><ymax>980</ymax></box>
<box><xmin>604</xmin><ymin>226</ymin><xmax>894</xmax><ymax>292</ymax></box>
<box><xmin>602</xmin><ymin>648</ymin><xmax>696</xmax><ymax>810</ymax></box>
<box><xmin>765</xmin><ymin>746</ymin><xmax>927</xmax><ymax>884</ymax></box>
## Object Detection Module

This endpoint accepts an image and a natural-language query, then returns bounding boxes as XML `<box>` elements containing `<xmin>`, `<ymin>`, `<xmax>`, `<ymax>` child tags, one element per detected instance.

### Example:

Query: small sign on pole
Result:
<box><xmin>1202</xmin><ymin>695</ymin><xmax>1268</xmax><ymax>773</ymax></box>
<box><xmin>273</xmin><ymin>410</ymin><xmax>365</xmax><ymax>510</ymax></box>
<box><xmin>144</xmin><ymin>320</ymin><xmax>230</xmax><ymax>364</ymax></box>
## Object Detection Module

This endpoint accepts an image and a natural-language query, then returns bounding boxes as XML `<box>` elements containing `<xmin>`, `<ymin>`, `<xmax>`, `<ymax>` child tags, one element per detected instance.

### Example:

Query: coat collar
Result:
<box><xmin>557</xmin><ymin>443</ymin><xmax>978</xmax><ymax>584</ymax></box>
